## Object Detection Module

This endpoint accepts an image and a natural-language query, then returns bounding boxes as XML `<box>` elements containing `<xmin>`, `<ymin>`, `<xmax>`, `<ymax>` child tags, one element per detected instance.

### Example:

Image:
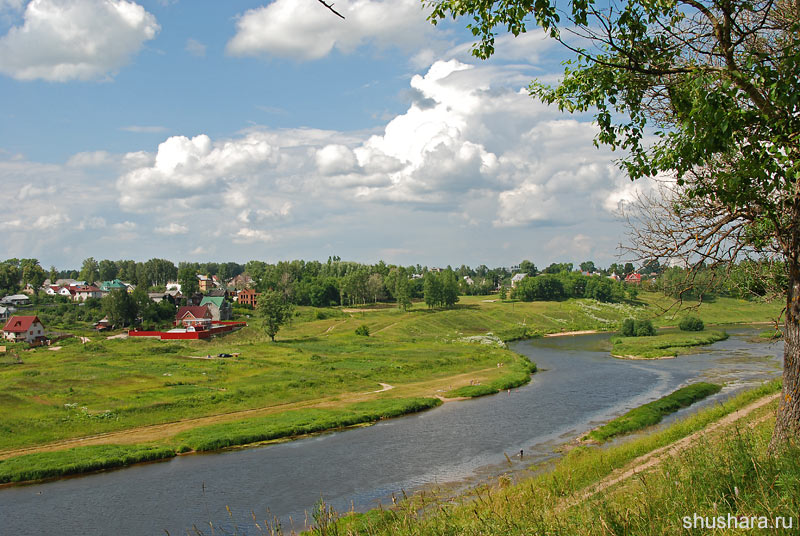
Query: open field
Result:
<box><xmin>0</xmin><ymin>292</ymin><xmax>781</xmax><ymax>482</ymax></box>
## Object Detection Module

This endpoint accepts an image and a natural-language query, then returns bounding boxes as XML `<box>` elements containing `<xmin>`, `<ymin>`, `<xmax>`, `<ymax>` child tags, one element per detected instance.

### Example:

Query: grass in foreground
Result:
<box><xmin>586</xmin><ymin>382</ymin><xmax>722</xmax><ymax>441</ymax></box>
<box><xmin>611</xmin><ymin>329</ymin><xmax>728</xmax><ymax>358</ymax></box>
<box><xmin>322</xmin><ymin>380</ymin><xmax>783</xmax><ymax>535</ymax></box>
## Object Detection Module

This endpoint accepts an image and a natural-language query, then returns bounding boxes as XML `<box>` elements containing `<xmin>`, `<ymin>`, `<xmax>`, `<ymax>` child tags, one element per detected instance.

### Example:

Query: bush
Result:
<box><xmin>355</xmin><ymin>324</ymin><xmax>370</xmax><ymax>336</ymax></box>
<box><xmin>678</xmin><ymin>316</ymin><xmax>704</xmax><ymax>331</ymax></box>
<box><xmin>620</xmin><ymin>318</ymin><xmax>656</xmax><ymax>337</ymax></box>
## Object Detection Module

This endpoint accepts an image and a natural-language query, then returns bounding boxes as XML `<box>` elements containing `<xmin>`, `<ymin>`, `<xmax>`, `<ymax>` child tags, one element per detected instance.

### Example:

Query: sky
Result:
<box><xmin>0</xmin><ymin>0</ymin><xmax>649</xmax><ymax>270</ymax></box>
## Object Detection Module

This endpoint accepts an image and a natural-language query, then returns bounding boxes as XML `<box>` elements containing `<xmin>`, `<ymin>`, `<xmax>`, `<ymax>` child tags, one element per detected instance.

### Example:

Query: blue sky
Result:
<box><xmin>0</xmin><ymin>0</ymin><xmax>650</xmax><ymax>270</ymax></box>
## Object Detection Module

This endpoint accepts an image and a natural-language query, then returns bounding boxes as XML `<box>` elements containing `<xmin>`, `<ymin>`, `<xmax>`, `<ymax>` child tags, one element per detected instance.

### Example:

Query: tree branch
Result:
<box><xmin>317</xmin><ymin>0</ymin><xmax>345</xmax><ymax>19</ymax></box>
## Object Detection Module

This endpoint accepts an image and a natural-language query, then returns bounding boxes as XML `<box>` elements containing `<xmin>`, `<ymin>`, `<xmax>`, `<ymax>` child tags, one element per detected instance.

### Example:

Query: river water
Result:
<box><xmin>0</xmin><ymin>328</ymin><xmax>782</xmax><ymax>535</ymax></box>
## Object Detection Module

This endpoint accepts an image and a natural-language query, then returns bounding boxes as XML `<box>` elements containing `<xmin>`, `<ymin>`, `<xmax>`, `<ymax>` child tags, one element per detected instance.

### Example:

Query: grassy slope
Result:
<box><xmin>586</xmin><ymin>382</ymin><xmax>722</xmax><ymax>441</ymax></box>
<box><xmin>0</xmin><ymin>292</ymin><xmax>779</xmax><ymax>482</ymax></box>
<box><xmin>610</xmin><ymin>329</ymin><xmax>729</xmax><ymax>358</ymax></box>
<box><xmin>332</xmin><ymin>380</ymin><xmax>786</xmax><ymax>535</ymax></box>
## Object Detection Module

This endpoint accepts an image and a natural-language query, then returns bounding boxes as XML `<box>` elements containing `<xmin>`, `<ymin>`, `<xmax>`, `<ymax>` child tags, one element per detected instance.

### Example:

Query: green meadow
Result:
<box><xmin>0</xmin><ymin>291</ymin><xmax>780</xmax><ymax>483</ymax></box>
<box><xmin>610</xmin><ymin>329</ymin><xmax>730</xmax><ymax>359</ymax></box>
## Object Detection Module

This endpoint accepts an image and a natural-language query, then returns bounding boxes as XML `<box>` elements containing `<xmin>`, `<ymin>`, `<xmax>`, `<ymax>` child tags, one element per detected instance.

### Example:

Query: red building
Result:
<box><xmin>237</xmin><ymin>288</ymin><xmax>261</xmax><ymax>308</ymax></box>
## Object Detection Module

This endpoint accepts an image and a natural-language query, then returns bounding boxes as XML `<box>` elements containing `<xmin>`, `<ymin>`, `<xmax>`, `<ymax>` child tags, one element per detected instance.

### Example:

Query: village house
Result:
<box><xmin>0</xmin><ymin>294</ymin><xmax>30</xmax><ymax>306</ymax></box>
<box><xmin>236</xmin><ymin>288</ymin><xmax>260</xmax><ymax>308</ymax></box>
<box><xmin>199</xmin><ymin>296</ymin><xmax>232</xmax><ymax>321</ymax></box>
<box><xmin>175</xmin><ymin>305</ymin><xmax>213</xmax><ymax>329</ymax></box>
<box><xmin>227</xmin><ymin>273</ymin><xmax>253</xmax><ymax>289</ymax></box>
<box><xmin>71</xmin><ymin>285</ymin><xmax>105</xmax><ymax>302</ymax></box>
<box><xmin>463</xmin><ymin>276</ymin><xmax>474</xmax><ymax>285</ymax></box>
<box><xmin>511</xmin><ymin>273</ymin><xmax>527</xmax><ymax>288</ymax></box>
<box><xmin>197</xmin><ymin>275</ymin><xmax>213</xmax><ymax>292</ymax></box>
<box><xmin>624</xmin><ymin>272</ymin><xmax>643</xmax><ymax>284</ymax></box>
<box><xmin>2</xmin><ymin>315</ymin><xmax>47</xmax><ymax>344</ymax></box>
<box><xmin>99</xmin><ymin>279</ymin><xmax>128</xmax><ymax>292</ymax></box>
<box><xmin>0</xmin><ymin>305</ymin><xmax>11</xmax><ymax>323</ymax></box>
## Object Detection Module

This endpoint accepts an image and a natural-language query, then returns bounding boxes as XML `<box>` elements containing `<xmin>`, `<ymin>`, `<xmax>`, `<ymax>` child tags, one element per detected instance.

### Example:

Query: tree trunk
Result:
<box><xmin>769</xmin><ymin>259</ymin><xmax>800</xmax><ymax>452</ymax></box>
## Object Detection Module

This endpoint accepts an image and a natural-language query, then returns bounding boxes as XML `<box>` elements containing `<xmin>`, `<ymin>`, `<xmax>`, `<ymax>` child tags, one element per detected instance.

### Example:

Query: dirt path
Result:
<box><xmin>561</xmin><ymin>392</ymin><xmax>780</xmax><ymax>510</ymax></box>
<box><xmin>0</xmin><ymin>367</ymin><xmax>501</xmax><ymax>460</ymax></box>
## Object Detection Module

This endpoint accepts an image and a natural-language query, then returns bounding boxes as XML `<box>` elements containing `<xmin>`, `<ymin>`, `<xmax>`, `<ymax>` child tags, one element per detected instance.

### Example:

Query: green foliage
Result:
<box><xmin>445</xmin><ymin>357</ymin><xmax>537</xmax><ymax>398</ymax></box>
<box><xmin>620</xmin><ymin>318</ymin><xmax>655</xmax><ymax>337</ymax></box>
<box><xmin>587</xmin><ymin>382</ymin><xmax>722</xmax><ymax>441</ymax></box>
<box><xmin>177</xmin><ymin>265</ymin><xmax>199</xmax><ymax>298</ymax></box>
<box><xmin>355</xmin><ymin>324</ymin><xmax>370</xmax><ymax>336</ymax></box>
<box><xmin>678</xmin><ymin>316</ymin><xmax>705</xmax><ymax>331</ymax></box>
<box><xmin>257</xmin><ymin>290</ymin><xmax>294</xmax><ymax>341</ymax></box>
<box><xmin>102</xmin><ymin>288</ymin><xmax>137</xmax><ymax>328</ymax></box>
<box><xmin>423</xmin><ymin>270</ymin><xmax>459</xmax><ymax>308</ymax></box>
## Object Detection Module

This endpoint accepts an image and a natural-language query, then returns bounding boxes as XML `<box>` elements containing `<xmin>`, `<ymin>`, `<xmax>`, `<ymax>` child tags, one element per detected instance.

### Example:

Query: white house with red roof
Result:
<box><xmin>3</xmin><ymin>315</ymin><xmax>47</xmax><ymax>344</ymax></box>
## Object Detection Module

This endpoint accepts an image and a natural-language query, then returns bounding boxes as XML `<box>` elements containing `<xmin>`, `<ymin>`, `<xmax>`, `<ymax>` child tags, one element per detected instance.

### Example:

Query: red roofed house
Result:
<box><xmin>3</xmin><ymin>316</ymin><xmax>47</xmax><ymax>344</ymax></box>
<box><xmin>175</xmin><ymin>306</ymin><xmax>213</xmax><ymax>329</ymax></box>
<box><xmin>625</xmin><ymin>272</ymin><xmax>643</xmax><ymax>284</ymax></box>
<box><xmin>71</xmin><ymin>285</ymin><xmax>105</xmax><ymax>302</ymax></box>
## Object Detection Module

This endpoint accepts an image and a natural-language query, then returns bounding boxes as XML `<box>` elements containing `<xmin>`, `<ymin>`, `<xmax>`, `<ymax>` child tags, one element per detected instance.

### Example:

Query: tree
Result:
<box><xmin>257</xmin><ymin>290</ymin><xmax>294</xmax><ymax>342</ymax></box>
<box><xmin>98</xmin><ymin>259</ymin><xmax>118</xmax><ymax>281</ymax></box>
<box><xmin>103</xmin><ymin>288</ymin><xmax>138</xmax><ymax>329</ymax></box>
<box><xmin>519</xmin><ymin>259</ymin><xmax>538</xmax><ymax>277</ymax></box>
<box><xmin>79</xmin><ymin>257</ymin><xmax>99</xmax><ymax>284</ymax></box>
<box><xmin>177</xmin><ymin>265</ymin><xmax>199</xmax><ymax>298</ymax></box>
<box><xmin>579</xmin><ymin>261</ymin><xmax>596</xmax><ymax>274</ymax></box>
<box><xmin>427</xmin><ymin>0</ymin><xmax>800</xmax><ymax>450</ymax></box>
<box><xmin>393</xmin><ymin>267</ymin><xmax>413</xmax><ymax>311</ymax></box>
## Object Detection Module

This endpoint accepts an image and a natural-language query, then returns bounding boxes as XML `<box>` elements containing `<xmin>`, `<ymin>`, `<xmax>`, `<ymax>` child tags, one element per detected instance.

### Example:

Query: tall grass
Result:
<box><xmin>445</xmin><ymin>357</ymin><xmax>537</xmax><ymax>398</ymax></box>
<box><xmin>586</xmin><ymin>382</ymin><xmax>722</xmax><ymax>441</ymax></box>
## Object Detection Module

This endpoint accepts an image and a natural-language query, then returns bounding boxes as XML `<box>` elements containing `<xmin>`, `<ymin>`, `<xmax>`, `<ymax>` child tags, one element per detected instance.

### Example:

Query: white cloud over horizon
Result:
<box><xmin>0</xmin><ymin>54</ymin><xmax>653</xmax><ymax>268</ymax></box>
<box><xmin>0</xmin><ymin>0</ymin><xmax>159</xmax><ymax>81</ymax></box>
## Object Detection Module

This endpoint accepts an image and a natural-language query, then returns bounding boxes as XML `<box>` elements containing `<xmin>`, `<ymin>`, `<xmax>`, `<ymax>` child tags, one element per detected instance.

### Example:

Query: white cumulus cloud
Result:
<box><xmin>0</xmin><ymin>0</ymin><xmax>159</xmax><ymax>81</ymax></box>
<box><xmin>227</xmin><ymin>0</ymin><xmax>437</xmax><ymax>60</ymax></box>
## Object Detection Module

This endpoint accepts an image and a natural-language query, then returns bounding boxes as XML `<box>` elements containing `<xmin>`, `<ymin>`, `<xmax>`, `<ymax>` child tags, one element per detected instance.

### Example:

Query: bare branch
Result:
<box><xmin>317</xmin><ymin>0</ymin><xmax>345</xmax><ymax>19</ymax></box>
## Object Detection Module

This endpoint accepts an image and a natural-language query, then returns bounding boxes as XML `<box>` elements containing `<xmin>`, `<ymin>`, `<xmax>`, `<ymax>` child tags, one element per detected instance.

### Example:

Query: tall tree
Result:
<box><xmin>257</xmin><ymin>290</ymin><xmax>294</xmax><ymax>342</ymax></box>
<box><xmin>102</xmin><ymin>288</ymin><xmax>138</xmax><ymax>329</ymax></box>
<box><xmin>79</xmin><ymin>257</ymin><xmax>100</xmax><ymax>284</ymax></box>
<box><xmin>427</xmin><ymin>0</ymin><xmax>799</xmax><ymax>449</ymax></box>
<box><xmin>177</xmin><ymin>265</ymin><xmax>199</xmax><ymax>297</ymax></box>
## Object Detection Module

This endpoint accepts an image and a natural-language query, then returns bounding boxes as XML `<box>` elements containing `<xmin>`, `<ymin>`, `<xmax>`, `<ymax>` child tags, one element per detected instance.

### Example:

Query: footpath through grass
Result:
<box><xmin>611</xmin><ymin>329</ymin><xmax>729</xmax><ymax>358</ymax></box>
<box><xmin>586</xmin><ymin>382</ymin><xmax>722</xmax><ymax>441</ymax></box>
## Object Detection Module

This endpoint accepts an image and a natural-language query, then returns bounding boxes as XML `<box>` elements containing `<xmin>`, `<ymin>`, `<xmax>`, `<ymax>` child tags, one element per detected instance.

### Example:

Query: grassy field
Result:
<box><xmin>0</xmin><ymin>291</ymin><xmax>780</xmax><ymax>483</ymax></box>
<box><xmin>610</xmin><ymin>329</ymin><xmax>729</xmax><ymax>358</ymax></box>
<box><xmin>585</xmin><ymin>382</ymin><xmax>722</xmax><ymax>441</ymax></box>
<box><xmin>326</xmin><ymin>380</ymin><xmax>787</xmax><ymax>536</ymax></box>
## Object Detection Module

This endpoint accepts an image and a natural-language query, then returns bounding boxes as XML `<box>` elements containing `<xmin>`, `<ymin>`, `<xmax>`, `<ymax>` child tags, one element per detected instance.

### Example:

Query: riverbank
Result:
<box><xmin>0</xmin><ymin>293</ymin><xmax>778</xmax><ymax>486</ymax></box>
<box><xmin>330</xmin><ymin>380</ymin><xmax>786</xmax><ymax>535</ymax></box>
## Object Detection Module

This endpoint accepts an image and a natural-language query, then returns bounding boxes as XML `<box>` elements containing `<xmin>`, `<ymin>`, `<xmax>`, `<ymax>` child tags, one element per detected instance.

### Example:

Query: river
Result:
<box><xmin>0</xmin><ymin>328</ymin><xmax>782</xmax><ymax>535</ymax></box>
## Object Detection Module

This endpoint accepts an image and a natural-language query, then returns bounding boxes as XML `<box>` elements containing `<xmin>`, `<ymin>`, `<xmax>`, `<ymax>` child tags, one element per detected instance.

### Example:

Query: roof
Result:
<box><xmin>206</xmin><ymin>289</ymin><xmax>227</xmax><ymax>297</ymax></box>
<box><xmin>2</xmin><ymin>294</ymin><xmax>30</xmax><ymax>301</ymax></box>
<box><xmin>176</xmin><ymin>306</ymin><xmax>211</xmax><ymax>320</ymax></box>
<box><xmin>3</xmin><ymin>316</ymin><xmax>42</xmax><ymax>333</ymax></box>
<box><xmin>200</xmin><ymin>296</ymin><xmax>225</xmax><ymax>308</ymax></box>
<box><xmin>511</xmin><ymin>273</ymin><xmax>527</xmax><ymax>281</ymax></box>
<box><xmin>74</xmin><ymin>285</ymin><xmax>102</xmax><ymax>292</ymax></box>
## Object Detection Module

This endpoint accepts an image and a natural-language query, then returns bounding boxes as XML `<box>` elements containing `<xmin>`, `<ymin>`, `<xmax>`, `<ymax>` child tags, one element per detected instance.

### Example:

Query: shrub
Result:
<box><xmin>678</xmin><ymin>316</ymin><xmax>704</xmax><ymax>331</ymax></box>
<box><xmin>620</xmin><ymin>318</ymin><xmax>656</xmax><ymax>337</ymax></box>
<box><xmin>355</xmin><ymin>324</ymin><xmax>370</xmax><ymax>336</ymax></box>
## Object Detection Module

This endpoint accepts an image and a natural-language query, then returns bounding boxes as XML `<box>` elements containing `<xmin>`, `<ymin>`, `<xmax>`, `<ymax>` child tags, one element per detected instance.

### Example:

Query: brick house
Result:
<box><xmin>175</xmin><ymin>305</ymin><xmax>213</xmax><ymax>329</ymax></box>
<box><xmin>237</xmin><ymin>288</ymin><xmax>261</xmax><ymax>308</ymax></box>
